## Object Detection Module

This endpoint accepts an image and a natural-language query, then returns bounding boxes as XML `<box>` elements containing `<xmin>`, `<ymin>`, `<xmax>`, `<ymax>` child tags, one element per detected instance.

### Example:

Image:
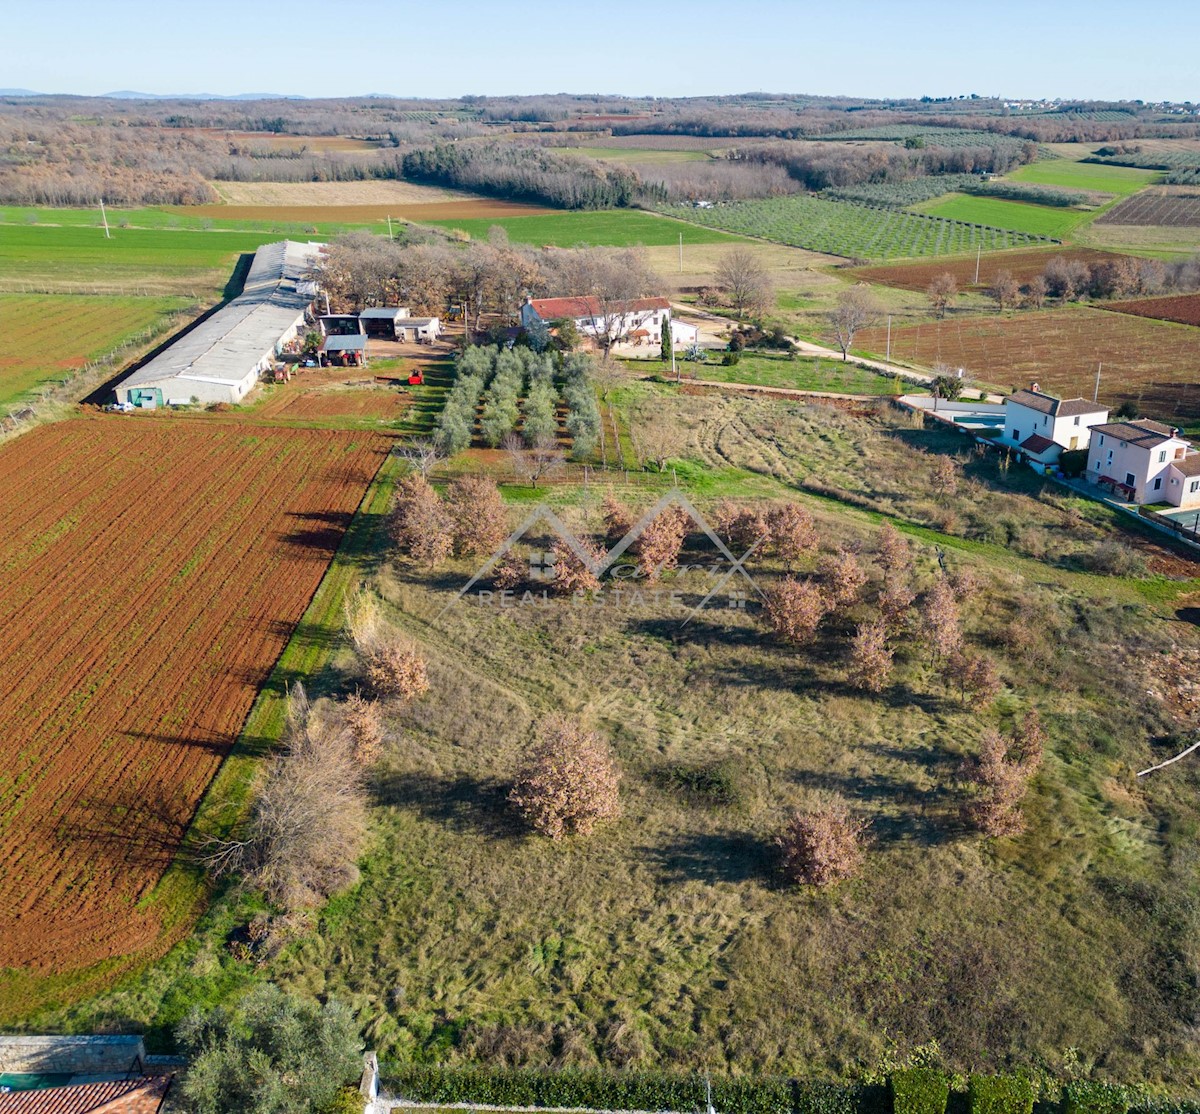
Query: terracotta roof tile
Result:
<box><xmin>1019</xmin><ymin>433</ymin><xmax>1059</xmax><ymax>455</ymax></box>
<box><xmin>0</xmin><ymin>1076</ymin><xmax>170</xmax><ymax>1114</ymax></box>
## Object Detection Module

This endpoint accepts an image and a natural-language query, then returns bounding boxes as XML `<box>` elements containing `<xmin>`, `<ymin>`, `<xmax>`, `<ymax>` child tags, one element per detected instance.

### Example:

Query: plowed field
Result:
<box><xmin>258</xmin><ymin>386</ymin><xmax>412</xmax><ymax>420</ymax></box>
<box><xmin>0</xmin><ymin>416</ymin><xmax>387</xmax><ymax>974</ymax></box>
<box><xmin>850</xmin><ymin>248</ymin><xmax>1129</xmax><ymax>291</ymax></box>
<box><xmin>1103</xmin><ymin>292</ymin><xmax>1200</xmax><ymax>327</ymax></box>
<box><xmin>857</xmin><ymin>308</ymin><xmax>1200</xmax><ymax>419</ymax></box>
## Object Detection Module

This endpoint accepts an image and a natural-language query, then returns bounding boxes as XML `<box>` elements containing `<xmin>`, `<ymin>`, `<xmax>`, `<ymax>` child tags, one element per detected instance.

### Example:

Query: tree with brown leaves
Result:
<box><xmin>492</xmin><ymin>551</ymin><xmax>526</xmax><ymax>591</ymax></box>
<box><xmin>848</xmin><ymin>619</ymin><xmax>894</xmax><ymax>693</ymax></box>
<box><xmin>945</xmin><ymin>650</ymin><xmax>1002</xmax><ymax>707</ymax></box>
<box><xmin>764</xmin><ymin>577</ymin><xmax>828</xmax><ymax>644</ymax></box>
<box><xmin>777</xmin><ymin>797</ymin><xmax>868</xmax><ymax>887</ymax></box>
<box><xmin>920</xmin><ymin>578</ymin><xmax>962</xmax><ymax>661</ymax></box>
<box><xmin>963</xmin><ymin>728</ymin><xmax>1035</xmax><ymax>838</ymax></box>
<box><xmin>1011</xmin><ymin>709</ymin><xmax>1046</xmax><ymax>770</ymax></box>
<box><xmin>551</xmin><ymin>537</ymin><xmax>603</xmax><ymax>595</ymax></box>
<box><xmin>927</xmin><ymin>272</ymin><xmax>958</xmax><ymax>319</ymax></box>
<box><xmin>821</xmin><ymin>549</ymin><xmax>868</xmax><ymax>610</ymax></box>
<box><xmin>878</xmin><ymin>577</ymin><xmax>916</xmax><ymax>631</ymax></box>
<box><xmin>445</xmin><ymin>475</ymin><xmax>509</xmax><ymax>558</ymax></box>
<box><xmin>931</xmin><ymin>454</ymin><xmax>959</xmax><ymax>499</ymax></box>
<box><xmin>602</xmin><ymin>492</ymin><xmax>635</xmax><ymax>546</ymax></box>
<box><xmin>509</xmin><ymin>716</ymin><xmax>621</xmax><ymax>839</ymax></box>
<box><xmin>342</xmin><ymin>692</ymin><xmax>385</xmax><ymax>766</ymax></box>
<box><xmin>713</xmin><ymin>501</ymin><xmax>768</xmax><ymax>552</ymax></box>
<box><xmin>767</xmin><ymin>503</ymin><xmax>818</xmax><ymax>568</ymax></box>
<box><xmin>390</xmin><ymin>473</ymin><xmax>453</xmax><ymax>567</ymax></box>
<box><xmin>875</xmin><ymin>521</ymin><xmax>909</xmax><ymax>576</ymax></box>
<box><xmin>636</xmin><ymin>506</ymin><xmax>689</xmax><ymax>582</ymax></box>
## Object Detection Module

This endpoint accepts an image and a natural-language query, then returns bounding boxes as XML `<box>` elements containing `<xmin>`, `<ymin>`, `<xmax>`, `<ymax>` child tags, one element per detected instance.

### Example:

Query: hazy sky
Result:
<box><xmin>6</xmin><ymin>0</ymin><xmax>1197</xmax><ymax>103</ymax></box>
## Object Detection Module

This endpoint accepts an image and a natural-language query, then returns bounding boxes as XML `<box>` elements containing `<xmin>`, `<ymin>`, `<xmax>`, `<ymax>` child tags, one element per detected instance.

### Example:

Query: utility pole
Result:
<box><xmin>1094</xmin><ymin>362</ymin><xmax>1102</xmax><ymax>403</ymax></box>
<box><xmin>99</xmin><ymin>199</ymin><xmax>110</xmax><ymax>239</ymax></box>
<box><xmin>886</xmin><ymin>314</ymin><xmax>892</xmax><ymax>363</ymax></box>
<box><xmin>386</xmin><ymin>214</ymin><xmax>393</xmax><ymax>240</ymax></box>
<box><xmin>974</xmin><ymin>243</ymin><xmax>981</xmax><ymax>286</ymax></box>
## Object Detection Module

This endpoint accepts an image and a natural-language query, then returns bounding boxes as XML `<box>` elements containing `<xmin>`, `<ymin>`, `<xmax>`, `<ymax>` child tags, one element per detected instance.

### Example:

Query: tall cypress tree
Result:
<box><xmin>660</xmin><ymin>314</ymin><xmax>672</xmax><ymax>363</ymax></box>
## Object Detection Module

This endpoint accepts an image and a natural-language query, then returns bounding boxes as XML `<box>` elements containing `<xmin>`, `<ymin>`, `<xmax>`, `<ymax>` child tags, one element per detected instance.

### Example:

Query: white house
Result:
<box><xmin>1086</xmin><ymin>419</ymin><xmax>1200</xmax><ymax>507</ymax></box>
<box><xmin>1000</xmin><ymin>387</ymin><xmax>1109</xmax><ymax>471</ymax></box>
<box><xmin>519</xmin><ymin>295</ymin><xmax>700</xmax><ymax>349</ymax></box>
<box><xmin>396</xmin><ymin>317</ymin><xmax>441</xmax><ymax>343</ymax></box>
<box><xmin>116</xmin><ymin>240</ymin><xmax>321</xmax><ymax>407</ymax></box>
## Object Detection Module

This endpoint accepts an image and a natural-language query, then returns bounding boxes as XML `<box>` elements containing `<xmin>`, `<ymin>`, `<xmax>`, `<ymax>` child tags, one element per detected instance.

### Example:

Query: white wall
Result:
<box><xmin>1002</xmin><ymin>401</ymin><xmax>1107</xmax><ymax>452</ymax></box>
<box><xmin>1088</xmin><ymin>431</ymin><xmax>1189</xmax><ymax>503</ymax></box>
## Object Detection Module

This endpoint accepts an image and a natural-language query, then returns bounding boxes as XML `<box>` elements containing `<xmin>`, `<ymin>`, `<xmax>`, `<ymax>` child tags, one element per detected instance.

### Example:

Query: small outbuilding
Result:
<box><xmin>358</xmin><ymin>307</ymin><xmax>411</xmax><ymax>338</ymax></box>
<box><xmin>321</xmin><ymin>334</ymin><xmax>368</xmax><ymax>367</ymax></box>
<box><xmin>396</xmin><ymin>317</ymin><xmax>441</xmax><ymax>343</ymax></box>
<box><xmin>319</xmin><ymin>314</ymin><xmax>365</xmax><ymax>337</ymax></box>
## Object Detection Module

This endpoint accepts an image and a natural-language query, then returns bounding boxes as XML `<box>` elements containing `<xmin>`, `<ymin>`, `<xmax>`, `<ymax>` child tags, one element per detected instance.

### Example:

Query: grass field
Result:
<box><xmin>32</xmin><ymin>388</ymin><xmax>1200</xmax><ymax>1085</ymax></box>
<box><xmin>856</xmin><ymin>306</ymin><xmax>1200</xmax><ymax>419</ymax></box>
<box><xmin>423</xmin><ymin>210</ymin><xmax>748</xmax><ymax>247</ymax></box>
<box><xmin>0</xmin><ymin>224</ymin><xmax>288</xmax><ymax>294</ymax></box>
<box><xmin>661</xmin><ymin>352</ymin><xmax>903</xmax><ymax>395</ymax></box>
<box><xmin>564</xmin><ymin>146</ymin><xmax>714</xmax><ymax>164</ymax></box>
<box><xmin>1005</xmin><ymin>160</ymin><xmax>1161</xmax><ymax>196</ymax></box>
<box><xmin>913</xmin><ymin>194</ymin><xmax>1093</xmax><ymax>240</ymax></box>
<box><xmin>0</xmin><ymin>294</ymin><xmax>192</xmax><ymax>408</ymax></box>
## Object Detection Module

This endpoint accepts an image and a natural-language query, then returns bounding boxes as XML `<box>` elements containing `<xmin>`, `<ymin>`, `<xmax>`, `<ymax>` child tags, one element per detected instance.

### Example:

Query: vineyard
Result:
<box><xmin>856</xmin><ymin>307</ymin><xmax>1200</xmax><ymax>419</ymax></box>
<box><xmin>1095</xmin><ymin>189</ymin><xmax>1200</xmax><ymax>227</ymax></box>
<box><xmin>0</xmin><ymin>293</ymin><xmax>191</xmax><ymax>408</ymax></box>
<box><xmin>657</xmin><ymin>195</ymin><xmax>1056</xmax><ymax>259</ymax></box>
<box><xmin>827</xmin><ymin>176</ymin><xmax>1091</xmax><ymax>209</ymax></box>
<box><xmin>0</xmin><ymin>416</ymin><xmax>388</xmax><ymax>976</ymax></box>
<box><xmin>1103</xmin><ymin>292</ymin><xmax>1200</xmax><ymax>327</ymax></box>
<box><xmin>806</xmin><ymin>125</ymin><xmax>1035</xmax><ymax>157</ymax></box>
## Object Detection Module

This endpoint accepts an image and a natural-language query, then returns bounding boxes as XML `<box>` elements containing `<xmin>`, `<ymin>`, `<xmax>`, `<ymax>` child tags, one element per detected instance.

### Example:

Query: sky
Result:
<box><xmin>5</xmin><ymin>0</ymin><xmax>1198</xmax><ymax>104</ymax></box>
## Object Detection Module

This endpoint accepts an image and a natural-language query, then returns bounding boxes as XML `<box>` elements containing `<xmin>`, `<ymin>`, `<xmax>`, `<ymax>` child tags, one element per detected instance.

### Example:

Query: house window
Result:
<box><xmin>1098</xmin><ymin>435</ymin><xmax>1104</xmax><ymax>445</ymax></box>
<box><xmin>1074</xmin><ymin>416</ymin><xmax>1080</xmax><ymax>425</ymax></box>
<box><xmin>1154</xmin><ymin>477</ymin><xmax>1163</xmax><ymax>491</ymax></box>
<box><xmin>1013</xmin><ymin>429</ymin><xmax>1020</xmax><ymax>443</ymax></box>
<box><xmin>1159</xmin><ymin>450</ymin><xmax>1167</xmax><ymax>463</ymax></box>
<box><xmin>1192</xmin><ymin>480</ymin><xmax>1200</xmax><ymax>493</ymax></box>
<box><xmin>1125</xmin><ymin>473</ymin><xmax>1136</xmax><ymax>487</ymax></box>
<box><xmin>1107</xmin><ymin>450</ymin><xmax>1113</xmax><ymax>463</ymax></box>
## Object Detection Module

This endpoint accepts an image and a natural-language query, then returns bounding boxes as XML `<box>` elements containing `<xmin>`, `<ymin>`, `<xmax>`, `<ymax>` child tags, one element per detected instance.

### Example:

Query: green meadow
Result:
<box><xmin>423</xmin><ymin>209</ymin><xmax>748</xmax><ymax>248</ymax></box>
<box><xmin>1005</xmin><ymin>160</ymin><xmax>1161</xmax><ymax>196</ymax></box>
<box><xmin>913</xmin><ymin>194</ymin><xmax>1093</xmax><ymax>240</ymax></box>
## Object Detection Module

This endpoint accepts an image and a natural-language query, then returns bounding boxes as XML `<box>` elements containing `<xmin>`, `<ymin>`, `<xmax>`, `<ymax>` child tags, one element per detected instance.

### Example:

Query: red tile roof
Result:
<box><xmin>529</xmin><ymin>296</ymin><xmax>669</xmax><ymax>319</ymax></box>
<box><xmin>1019</xmin><ymin>433</ymin><xmax>1059</xmax><ymax>455</ymax></box>
<box><xmin>0</xmin><ymin>1076</ymin><xmax>170</xmax><ymax>1114</ymax></box>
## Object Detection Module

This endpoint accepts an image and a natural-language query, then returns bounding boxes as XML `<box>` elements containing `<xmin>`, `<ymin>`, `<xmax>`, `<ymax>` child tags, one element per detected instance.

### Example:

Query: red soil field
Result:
<box><xmin>857</xmin><ymin>307</ymin><xmax>1200</xmax><ymax>419</ymax></box>
<box><xmin>1095</xmin><ymin>188</ymin><xmax>1200</xmax><ymax>227</ymax></box>
<box><xmin>259</xmin><ymin>387</ymin><xmax>412</xmax><ymax>420</ymax></box>
<box><xmin>1103</xmin><ymin>292</ymin><xmax>1200</xmax><ymax>327</ymax></box>
<box><xmin>850</xmin><ymin>248</ymin><xmax>1130</xmax><ymax>292</ymax></box>
<box><xmin>0</xmin><ymin>416</ymin><xmax>387</xmax><ymax>975</ymax></box>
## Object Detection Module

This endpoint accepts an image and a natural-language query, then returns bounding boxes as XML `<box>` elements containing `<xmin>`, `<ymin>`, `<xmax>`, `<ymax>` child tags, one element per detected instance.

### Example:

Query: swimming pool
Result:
<box><xmin>0</xmin><ymin>1073</ymin><xmax>73</xmax><ymax>1093</ymax></box>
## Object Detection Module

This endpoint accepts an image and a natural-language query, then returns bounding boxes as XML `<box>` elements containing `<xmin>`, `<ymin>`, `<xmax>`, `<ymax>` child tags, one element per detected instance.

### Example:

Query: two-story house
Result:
<box><xmin>1000</xmin><ymin>387</ymin><xmax>1109</xmax><ymax>472</ymax></box>
<box><xmin>1086</xmin><ymin>419</ymin><xmax>1200</xmax><ymax>506</ymax></box>
<box><xmin>519</xmin><ymin>295</ymin><xmax>700</xmax><ymax>350</ymax></box>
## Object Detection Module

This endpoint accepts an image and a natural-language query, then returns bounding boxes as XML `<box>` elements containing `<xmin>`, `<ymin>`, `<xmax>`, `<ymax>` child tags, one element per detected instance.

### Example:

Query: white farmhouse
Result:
<box><xmin>999</xmin><ymin>387</ymin><xmax>1109</xmax><ymax>472</ymax></box>
<box><xmin>116</xmin><ymin>240</ymin><xmax>321</xmax><ymax>407</ymax></box>
<box><xmin>1086</xmin><ymin>419</ymin><xmax>1200</xmax><ymax>507</ymax></box>
<box><xmin>519</xmin><ymin>295</ymin><xmax>700</xmax><ymax>349</ymax></box>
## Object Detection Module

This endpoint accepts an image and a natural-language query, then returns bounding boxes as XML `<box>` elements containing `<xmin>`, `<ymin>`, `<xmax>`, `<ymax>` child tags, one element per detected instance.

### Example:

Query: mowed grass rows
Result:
<box><xmin>0</xmin><ymin>416</ymin><xmax>388</xmax><ymax>990</ymax></box>
<box><xmin>657</xmin><ymin>195</ymin><xmax>1055</xmax><ymax>259</ymax></box>
<box><xmin>0</xmin><ymin>293</ymin><xmax>192</xmax><ymax>408</ymax></box>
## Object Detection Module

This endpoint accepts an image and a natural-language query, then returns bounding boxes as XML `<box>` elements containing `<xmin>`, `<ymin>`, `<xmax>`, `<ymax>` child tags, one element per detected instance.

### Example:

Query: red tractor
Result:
<box><xmin>407</xmin><ymin>370</ymin><xmax>424</xmax><ymax>386</ymax></box>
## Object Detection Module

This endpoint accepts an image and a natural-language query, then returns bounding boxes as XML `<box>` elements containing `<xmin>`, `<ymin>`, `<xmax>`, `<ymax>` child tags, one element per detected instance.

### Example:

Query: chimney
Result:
<box><xmin>1030</xmin><ymin>381</ymin><xmax>1041</xmax><ymax>393</ymax></box>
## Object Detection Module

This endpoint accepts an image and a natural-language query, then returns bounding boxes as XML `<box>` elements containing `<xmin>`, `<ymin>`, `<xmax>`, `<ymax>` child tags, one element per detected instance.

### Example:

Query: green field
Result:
<box><xmin>0</xmin><ymin>224</ymin><xmax>288</xmax><ymax>294</ymax></box>
<box><xmin>567</xmin><ymin>147</ymin><xmax>714</xmax><ymax>164</ymax></box>
<box><xmin>424</xmin><ymin>210</ymin><xmax>747</xmax><ymax>247</ymax></box>
<box><xmin>0</xmin><ymin>205</ymin><xmax>375</xmax><ymax>236</ymax></box>
<box><xmin>1005</xmin><ymin>160</ymin><xmax>1161</xmax><ymax>196</ymax></box>
<box><xmin>658</xmin><ymin>195</ymin><xmax>1055</xmax><ymax>259</ymax></box>
<box><xmin>0</xmin><ymin>293</ymin><xmax>192</xmax><ymax>408</ymax></box>
<box><xmin>664</xmin><ymin>352</ymin><xmax>903</xmax><ymax>395</ymax></box>
<box><xmin>914</xmin><ymin>194</ymin><xmax>1092</xmax><ymax>240</ymax></box>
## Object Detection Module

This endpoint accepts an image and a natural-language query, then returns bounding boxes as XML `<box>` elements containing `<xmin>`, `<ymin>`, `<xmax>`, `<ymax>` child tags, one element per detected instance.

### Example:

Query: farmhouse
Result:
<box><xmin>358</xmin><ymin>307</ymin><xmax>411</xmax><ymax>338</ymax></box>
<box><xmin>1086</xmin><ymin>419</ymin><xmax>1200</xmax><ymax>507</ymax></box>
<box><xmin>519</xmin><ymin>295</ymin><xmax>700</xmax><ymax>349</ymax></box>
<box><xmin>1000</xmin><ymin>387</ymin><xmax>1109</xmax><ymax>471</ymax></box>
<box><xmin>115</xmin><ymin>241</ymin><xmax>321</xmax><ymax>407</ymax></box>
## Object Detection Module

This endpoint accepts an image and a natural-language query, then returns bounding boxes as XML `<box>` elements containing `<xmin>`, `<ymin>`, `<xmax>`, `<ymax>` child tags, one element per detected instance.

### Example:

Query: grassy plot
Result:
<box><xmin>913</xmin><ymin>194</ymin><xmax>1092</xmax><ymax>240</ymax></box>
<box><xmin>44</xmin><ymin>390</ymin><xmax>1200</xmax><ymax>1082</ymax></box>
<box><xmin>654</xmin><ymin>352</ymin><xmax>903</xmax><ymax>395</ymax></box>
<box><xmin>0</xmin><ymin>293</ymin><xmax>193</xmax><ymax>408</ymax></box>
<box><xmin>1005</xmin><ymin>160</ymin><xmax>1161</xmax><ymax>196</ymax></box>
<box><xmin>657</xmin><ymin>196</ymin><xmax>1055</xmax><ymax>260</ymax></box>
<box><xmin>0</xmin><ymin>225</ymin><xmax>287</xmax><ymax>294</ymax></box>
<box><xmin>422</xmin><ymin>210</ymin><xmax>748</xmax><ymax>247</ymax></box>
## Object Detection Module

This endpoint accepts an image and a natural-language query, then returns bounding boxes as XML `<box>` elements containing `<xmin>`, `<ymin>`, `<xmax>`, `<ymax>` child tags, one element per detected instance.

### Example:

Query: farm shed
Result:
<box><xmin>115</xmin><ymin>241</ymin><xmax>322</xmax><ymax>407</ymax></box>
<box><xmin>319</xmin><ymin>314</ymin><xmax>366</xmax><ymax>337</ymax></box>
<box><xmin>396</xmin><ymin>317</ymin><xmax>441</xmax><ymax>343</ymax></box>
<box><xmin>321</xmin><ymin>334</ymin><xmax>368</xmax><ymax>367</ymax></box>
<box><xmin>358</xmin><ymin>307</ymin><xmax>411</xmax><ymax>338</ymax></box>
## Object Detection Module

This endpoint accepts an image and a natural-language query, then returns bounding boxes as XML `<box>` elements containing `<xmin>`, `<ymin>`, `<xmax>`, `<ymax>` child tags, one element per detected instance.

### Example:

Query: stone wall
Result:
<box><xmin>0</xmin><ymin>1035</ymin><xmax>146</xmax><ymax>1075</ymax></box>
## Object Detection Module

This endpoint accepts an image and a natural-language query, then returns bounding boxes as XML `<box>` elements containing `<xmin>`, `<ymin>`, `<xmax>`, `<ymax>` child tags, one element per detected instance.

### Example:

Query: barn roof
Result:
<box><xmin>322</xmin><ymin>335</ymin><xmax>368</xmax><ymax>351</ymax></box>
<box><xmin>0</xmin><ymin>1075</ymin><xmax>170</xmax><ymax>1114</ymax></box>
<box><xmin>358</xmin><ymin>308</ymin><xmax>407</xmax><ymax>320</ymax></box>
<box><xmin>118</xmin><ymin>241</ymin><xmax>321</xmax><ymax>394</ymax></box>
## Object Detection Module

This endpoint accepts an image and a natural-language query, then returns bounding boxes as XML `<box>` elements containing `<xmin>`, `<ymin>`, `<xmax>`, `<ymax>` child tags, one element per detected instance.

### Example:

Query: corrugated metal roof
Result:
<box><xmin>358</xmin><ymin>307</ymin><xmax>408</xmax><ymax>320</ymax></box>
<box><xmin>119</xmin><ymin>241</ymin><xmax>321</xmax><ymax>393</ymax></box>
<box><xmin>322</xmin><ymin>335</ymin><xmax>368</xmax><ymax>351</ymax></box>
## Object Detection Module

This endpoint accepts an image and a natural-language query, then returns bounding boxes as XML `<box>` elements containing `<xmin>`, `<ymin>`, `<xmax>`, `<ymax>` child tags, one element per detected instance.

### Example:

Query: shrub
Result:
<box><xmin>341</xmin><ymin>692</ymin><xmax>384</xmax><ymax>766</ymax></box>
<box><xmin>365</xmin><ymin>642</ymin><xmax>430</xmax><ymax>704</ymax></box>
<box><xmin>509</xmin><ymin>716</ymin><xmax>621</xmax><ymax>839</ymax></box>
<box><xmin>1062</xmin><ymin>1081</ymin><xmax>1132</xmax><ymax>1114</ymax></box>
<box><xmin>848</xmin><ymin>619</ymin><xmax>893</xmax><ymax>693</ymax></box>
<box><xmin>1059</xmin><ymin>448</ymin><xmax>1089</xmax><ymax>477</ymax></box>
<box><xmin>967</xmin><ymin>1074</ymin><xmax>1033</xmax><ymax>1114</ymax></box>
<box><xmin>764</xmin><ymin>577</ymin><xmax>828</xmax><ymax>644</ymax></box>
<box><xmin>1079</xmin><ymin>540</ymin><xmax>1146</xmax><ymax>578</ymax></box>
<box><xmin>445</xmin><ymin>475</ymin><xmax>509</xmax><ymax>558</ymax></box>
<box><xmin>777</xmin><ymin>797</ymin><xmax>867</xmax><ymax>887</ymax></box>
<box><xmin>890</xmin><ymin>1067</ymin><xmax>950</xmax><ymax>1114</ymax></box>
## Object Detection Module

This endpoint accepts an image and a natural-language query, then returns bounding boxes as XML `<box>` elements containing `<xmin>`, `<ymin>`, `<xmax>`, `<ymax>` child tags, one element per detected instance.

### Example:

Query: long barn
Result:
<box><xmin>115</xmin><ymin>240</ymin><xmax>322</xmax><ymax>407</ymax></box>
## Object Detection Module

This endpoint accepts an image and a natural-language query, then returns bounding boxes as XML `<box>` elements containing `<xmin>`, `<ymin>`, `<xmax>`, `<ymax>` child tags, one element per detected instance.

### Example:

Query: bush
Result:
<box><xmin>1079</xmin><ymin>540</ymin><xmax>1146</xmax><ymax>578</ymax></box>
<box><xmin>777</xmin><ymin>797</ymin><xmax>867</xmax><ymax>887</ymax></box>
<box><xmin>1058</xmin><ymin>448</ymin><xmax>1088</xmax><ymax>477</ymax></box>
<box><xmin>1062</xmin><ymin>1082</ymin><xmax>1131</xmax><ymax>1114</ymax></box>
<box><xmin>890</xmin><ymin>1068</ymin><xmax>950</xmax><ymax>1114</ymax></box>
<box><xmin>967</xmin><ymin>1075</ymin><xmax>1033</xmax><ymax>1114</ymax></box>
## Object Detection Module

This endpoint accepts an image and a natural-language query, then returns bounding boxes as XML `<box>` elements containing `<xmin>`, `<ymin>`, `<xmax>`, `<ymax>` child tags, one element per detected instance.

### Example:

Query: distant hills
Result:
<box><xmin>0</xmin><ymin>89</ymin><xmax>305</xmax><ymax>100</ymax></box>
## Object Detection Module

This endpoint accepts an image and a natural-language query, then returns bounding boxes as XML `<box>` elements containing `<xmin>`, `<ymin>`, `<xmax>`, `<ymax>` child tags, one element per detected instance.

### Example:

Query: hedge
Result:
<box><xmin>967</xmin><ymin>1075</ymin><xmax>1033</xmax><ymax>1114</ymax></box>
<box><xmin>1063</xmin><ymin>1082</ymin><xmax>1132</xmax><ymax>1114</ymax></box>
<box><xmin>891</xmin><ymin>1068</ymin><xmax>950</xmax><ymax>1114</ymax></box>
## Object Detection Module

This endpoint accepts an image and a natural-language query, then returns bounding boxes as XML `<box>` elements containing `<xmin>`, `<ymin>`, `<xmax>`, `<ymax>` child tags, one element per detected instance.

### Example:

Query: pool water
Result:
<box><xmin>0</xmin><ymin>1073</ymin><xmax>73</xmax><ymax>1093</ymax></box>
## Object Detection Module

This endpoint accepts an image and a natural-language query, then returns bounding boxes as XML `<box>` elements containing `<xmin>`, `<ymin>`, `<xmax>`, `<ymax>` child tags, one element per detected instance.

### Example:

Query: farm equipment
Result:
<box><xmin>407</xmin><ymin>370</ymin><xmax>424</xmax><ymax>386</ymax></box>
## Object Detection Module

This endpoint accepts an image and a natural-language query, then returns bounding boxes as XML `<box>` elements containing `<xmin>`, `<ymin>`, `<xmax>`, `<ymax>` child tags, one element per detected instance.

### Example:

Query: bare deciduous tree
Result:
<box><xmin>509</xmin><ymin>716</ymin><xmax>621</xmax><ymax>839</ymax></box>
<box><xmin>828</xmin><ymin>286</ymin><xmax>880</xmax><ymax>362</ymax></box>
<box><xmin>848</xmin><ymin>619</ymin><xmax>894</xmax><ymax>693</ymax></box>
<box><xmin>635</xmin><ymin>411</ymin><xmax>685</xmax><ymax>473</ymax></box>
<box><xmin>504</xmin><ymin>432</ymin><xmax>565</xmax><ymax>488</ymax></box>
<box><xmin>395</xmin><ymin>438</ymin><xmax>444</xmax><ymax>479</ymax></box>
<box><xmin>714</xmin><ymin>248</ymin><xmax>775</xmax><ymax>319</ymax></box>
<box><xmin>927</xmin><ymin>272</ymin><xmax>958</xmax><ymax>319</ymax></box>
<box><xmin>989</xmin><ymin>268</ymin><xmax>1020</xmax><ymax>311</ymax></box>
